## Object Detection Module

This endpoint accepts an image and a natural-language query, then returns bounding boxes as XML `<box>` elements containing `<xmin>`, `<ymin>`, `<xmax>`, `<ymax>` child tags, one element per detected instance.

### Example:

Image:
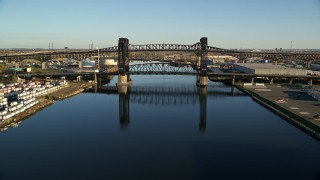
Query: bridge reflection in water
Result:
<box><xmin>119</xmin><ymin>86</ymin><xmax>130</xmax><ymax>128</ymax></box>
<box><xmin>89</xmin><ymin>83</ymin><xmax>245</xmax><ymax>131</ymax></box>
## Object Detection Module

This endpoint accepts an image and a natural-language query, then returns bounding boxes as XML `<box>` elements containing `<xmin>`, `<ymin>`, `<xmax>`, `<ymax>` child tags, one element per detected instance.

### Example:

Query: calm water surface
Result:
<box><xmin>0</xmin><ymin>75</ymin><xmax>320</xmax><ymax>180</ymax></box>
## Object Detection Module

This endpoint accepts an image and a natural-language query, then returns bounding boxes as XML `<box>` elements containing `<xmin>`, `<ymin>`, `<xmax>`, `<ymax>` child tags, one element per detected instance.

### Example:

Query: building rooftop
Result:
<box><xmin>233</xmin><ymin>63</ymin><xmax>306</xmax><ymax>75</ymax></box>
<box><xmin>234</xmin><ymin>63</ymin><xmax>289</xmax><ymax>70</ymax></box>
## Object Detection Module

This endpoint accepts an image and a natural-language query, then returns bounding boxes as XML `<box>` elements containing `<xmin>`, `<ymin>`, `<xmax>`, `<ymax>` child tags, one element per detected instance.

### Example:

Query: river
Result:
<box><xmin>0</xmin><ymin>75</ymin><xmax>319</xmax><ymax>180</ymax></box>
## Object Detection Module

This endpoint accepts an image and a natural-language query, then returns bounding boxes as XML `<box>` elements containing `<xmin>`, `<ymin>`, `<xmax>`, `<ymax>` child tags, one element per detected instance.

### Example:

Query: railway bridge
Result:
<box><xmin>3</xmin><ymin>37</ymin><xmax>320</xmax><ymax>87</ymax></box>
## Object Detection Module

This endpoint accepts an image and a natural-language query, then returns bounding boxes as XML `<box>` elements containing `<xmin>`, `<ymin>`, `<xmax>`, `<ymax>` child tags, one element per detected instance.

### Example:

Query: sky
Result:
<box><xmin>0</xmin><ymin>0</ymin><xmax>320</xmax><ymax>49</ymax></box>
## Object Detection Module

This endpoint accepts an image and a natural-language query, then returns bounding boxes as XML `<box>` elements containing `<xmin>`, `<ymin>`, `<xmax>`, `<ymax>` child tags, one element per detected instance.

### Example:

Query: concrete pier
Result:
<box><xmin>237</xmin><ymin>84</ymin><xmax>320</xmax><ymax>140</ymax></box>
<box><xmin>118</xmin><ymin>74</ymin><xmax>132</xmax><ymax>86</ymax></box>
<box><xmin>197</xmin><ymin>75</ymin><xmax>208</xmax><ymax>87</ymax></box>
<box><xmin>232</xmin><ymin>75</ymin><xmax>235</xmax><ymax>86</ymax></box>
<box><xmin>269</xmin><ymin>78</ymin><xmax>274</xmax><ymax>85</ymax></box>
<box><xmin>77</xmin><ymin>76</ymin><xmax>82</xmax><ymax>82</ymax></box>
<box><xmin>289</xmin><ymin>78</ymin><xmax>294</xmax><ymax>86</ymax></box>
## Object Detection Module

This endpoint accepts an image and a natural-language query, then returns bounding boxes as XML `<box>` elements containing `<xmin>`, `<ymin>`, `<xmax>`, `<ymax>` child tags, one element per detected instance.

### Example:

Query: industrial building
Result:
<box><xmin>233</xmin><ymin>63</ymin><xmax>306</xmax><ymax>76</ymax></box>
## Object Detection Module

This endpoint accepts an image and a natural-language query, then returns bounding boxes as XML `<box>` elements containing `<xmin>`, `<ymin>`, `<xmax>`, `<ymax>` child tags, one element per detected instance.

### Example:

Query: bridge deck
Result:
<box><xmin>18</xmin><ymin>71</ymin><xmax>320</xmax><ymax>80</ymax></box>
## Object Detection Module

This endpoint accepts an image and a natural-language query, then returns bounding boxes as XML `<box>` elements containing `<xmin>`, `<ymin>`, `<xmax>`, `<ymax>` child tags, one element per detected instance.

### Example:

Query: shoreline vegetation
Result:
<box><xmin>0</xmin><ymin>82</ymin><xmax>95</xmax><ymax>131</ymax></box>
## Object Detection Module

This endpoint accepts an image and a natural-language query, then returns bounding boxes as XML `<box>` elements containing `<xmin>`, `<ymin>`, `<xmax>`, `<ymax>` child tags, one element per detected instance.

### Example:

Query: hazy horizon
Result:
<box><xmin>0</xmin><ymin>0</ymin><xmax>319</xmax><ymax>49</ymax></box>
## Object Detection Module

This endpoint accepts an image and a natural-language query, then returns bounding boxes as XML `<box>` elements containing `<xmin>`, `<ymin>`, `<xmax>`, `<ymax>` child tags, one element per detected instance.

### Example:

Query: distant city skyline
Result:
<box><xmin>0</xmin><ymin>0</ymin><xmax>319</xmax><ymax>49</ymax></box>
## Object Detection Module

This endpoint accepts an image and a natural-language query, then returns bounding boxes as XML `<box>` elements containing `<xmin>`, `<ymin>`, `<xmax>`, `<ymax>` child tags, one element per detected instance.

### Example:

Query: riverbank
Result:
<box><xmin>236</xmin><ymin>84</ymin><xmax>320</xmax><ymax>140</ymax></box>
<box><xmin>0</xmin><ymin>98</ymin><xmax>54</xmax><ymax>130</ymax></box>
<box><xmin>47</xmin><ymin>82</ymin><xmax>96</xmax><ymax>100</ymax></box>
<box><xmin>0</xmin><ymin>81</ymin><xmax>96</xmax><ymax>131</ymax></box>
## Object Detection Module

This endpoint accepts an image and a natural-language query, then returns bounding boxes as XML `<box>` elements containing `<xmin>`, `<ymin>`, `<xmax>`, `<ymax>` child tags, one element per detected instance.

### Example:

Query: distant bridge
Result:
<box><xmin>1</xmin><ymin>38</ymin><xmax>320</xmax><ymax>66</ymax></box>
<box><xmin>129</xmin><ymin>62</ymin><xmax>196</xmax><ymax>75</ymax></box>
<box><xmin>22</xmin><ymin>64</ymin><xmax>320</xmax><ymax>87</ymax></box>
<box><xmin>4</xmin><ymin>37</ymin><xmax>320</xmax><ymax>87</ymax></box>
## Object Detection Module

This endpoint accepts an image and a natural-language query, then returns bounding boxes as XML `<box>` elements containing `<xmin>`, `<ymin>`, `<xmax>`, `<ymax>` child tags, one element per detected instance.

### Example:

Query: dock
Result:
<box><xmin>48</xmin><ymin>82</ymin><xmax>96</xmax><ymax>100</ymax></box>
<box><xmin>237</xmin><ymin>84</ymin><xmax>320</xmax><ymax>140</ymax></box>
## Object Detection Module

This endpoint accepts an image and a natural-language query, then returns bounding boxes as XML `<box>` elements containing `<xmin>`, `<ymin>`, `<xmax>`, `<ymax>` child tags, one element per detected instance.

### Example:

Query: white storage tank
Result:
<box><xmin>104</xmin><ymin>59</ymin><xmax>117</xmax><ymax>66</ymax></box>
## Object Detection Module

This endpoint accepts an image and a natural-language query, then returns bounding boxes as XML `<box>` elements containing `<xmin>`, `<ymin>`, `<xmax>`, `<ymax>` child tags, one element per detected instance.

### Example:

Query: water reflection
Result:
<box><xmin>2</xmin><ymin>75</ymin><xmax>320</xmax><ymax>180</ymax></box>
<box><xmin>119</xmin><ymin>86</ymin><xmax>130</xmax><ymax>129</ymax></box>
<box><xmin>199</xmin><ymin>86</ymin><xmax>207</xmax><ymax>131</ymax></box>
<box><xmin>89</xmin><ymin>79</ymin><xmax>246</xmax><ymax>132</ymax></box>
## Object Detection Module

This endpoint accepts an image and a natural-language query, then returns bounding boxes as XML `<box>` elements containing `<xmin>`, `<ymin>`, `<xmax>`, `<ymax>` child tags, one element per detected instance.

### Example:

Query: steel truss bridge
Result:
<box><xmin>103</xmin><ymin>44</ymin><xmax>320</xmax><ymax>63</ymax></box>
<box><xmin>129</xmin><ymin>62</ymin><xmax>196</xmax><ymax>75</ymax></box>
<box><xmin>1</xmin><ymin>37</ymin><xmax>320</xmax><ymax>67</ymax></box>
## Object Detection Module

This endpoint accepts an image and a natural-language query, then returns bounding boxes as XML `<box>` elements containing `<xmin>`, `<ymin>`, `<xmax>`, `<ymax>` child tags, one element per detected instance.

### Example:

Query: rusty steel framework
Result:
<box><xmin>118</xmin><ymin>38</ymin><xmax>129</xmax><ymax>75</ymax></box>
<box><xmin>1</xmin><ymin>37</ymin><xmax>320</xmax><ymax>69</ymax></box>
<box><xmin>200</xmin><ymin>37</ymin><xmax>208</xmax><ymax>75</ymax></box>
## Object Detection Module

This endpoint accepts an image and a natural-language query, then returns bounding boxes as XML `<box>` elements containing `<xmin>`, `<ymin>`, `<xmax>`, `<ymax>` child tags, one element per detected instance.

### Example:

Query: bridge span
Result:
<box><xmin>4</xmin><ymin>37</ymin><xmax>320</xmax><ymax>87</ymax></box>
<box><xmin>20</xmin><ymin>66</ymin><xmax>320</xmax><ymax>87</ymax></box>
<box><xmin>1</xmin><ymin>40</ymin><xmax>320</xmax><ymax>65</ymax></box>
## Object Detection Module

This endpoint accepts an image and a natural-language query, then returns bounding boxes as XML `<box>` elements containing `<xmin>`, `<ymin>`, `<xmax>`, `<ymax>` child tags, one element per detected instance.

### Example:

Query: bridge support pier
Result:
<box><xmin>78</xmin><ymin>61</ymin><xmax>83</xmax><ymax>69</ymax></box>
<box><xmin>251</xmin><ymin>78</ymin><xmax>255</xmax><ymax>84</ymax></box>
<box><xmin>308</xmin><ymin>79</ymin><xmax>313</xmax><ymax>86</ymax></box>
<box><xmin>94</xmin><ymin>72</ymin><xmax>97</xmax><ymax>83</ymax></box>
<box><xmin>117</xmin><ymin>38</ymin><xmax>131</xmax><ymax>86</ymax></box>
<box><xmin>196</xmin><ymin>56</ymin><xmax>201</xmax><ymax>85</ymax></box>
<box><xmin>231</xmin><ymin>86</ymin><xmax>235</xmax><ymax>96</ymax></box>
<box><xmin>118</xmin><ymin>74</ymin><xmax>132</xmax><ymax>86</ymax></box>
<box><xmin>306</xmin><ymin>60</ymin><xmax>312</xmax><ymax>69</ymax></box>
<box><xmin>196</xmin><ymin>37</ymin><xmax>208</xmax><ymax>87</ymax></box>
<box><xmin>197</xmin><ymin>75</ymin><xmax>208</xmax><ymax>87</ymax></box>
<box><xmin>196</xmin><ymin>75</ymin><xmax>200</xmax><ymax>85</ymax></box>
<box><xmin>269</xmin><ymin>78</ymin><xmax>274</xmax><ymax>85</ymax></box>
<box><xmin>232</xmin><ymin>75</ymin><xmax>235</xmax><ymax>86</ymax></box>
<box><xmin>76</xmin><ymin>76</ymin><xmax>82</xmax><ymax>82</ymax></box>
<box><xmin>41</xmin><ymin>62</ymin><xmax>47</xmax><ymax>70</ymax></box>
<box><xmin>289</xmin><ymin>78</ymin><xmax>294</xmax><ymax>86</ymax></box>
<box><xmin>197</xmin><ymin>57</ymin><xmax>201</xmax><ymax>71</ymax></box>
